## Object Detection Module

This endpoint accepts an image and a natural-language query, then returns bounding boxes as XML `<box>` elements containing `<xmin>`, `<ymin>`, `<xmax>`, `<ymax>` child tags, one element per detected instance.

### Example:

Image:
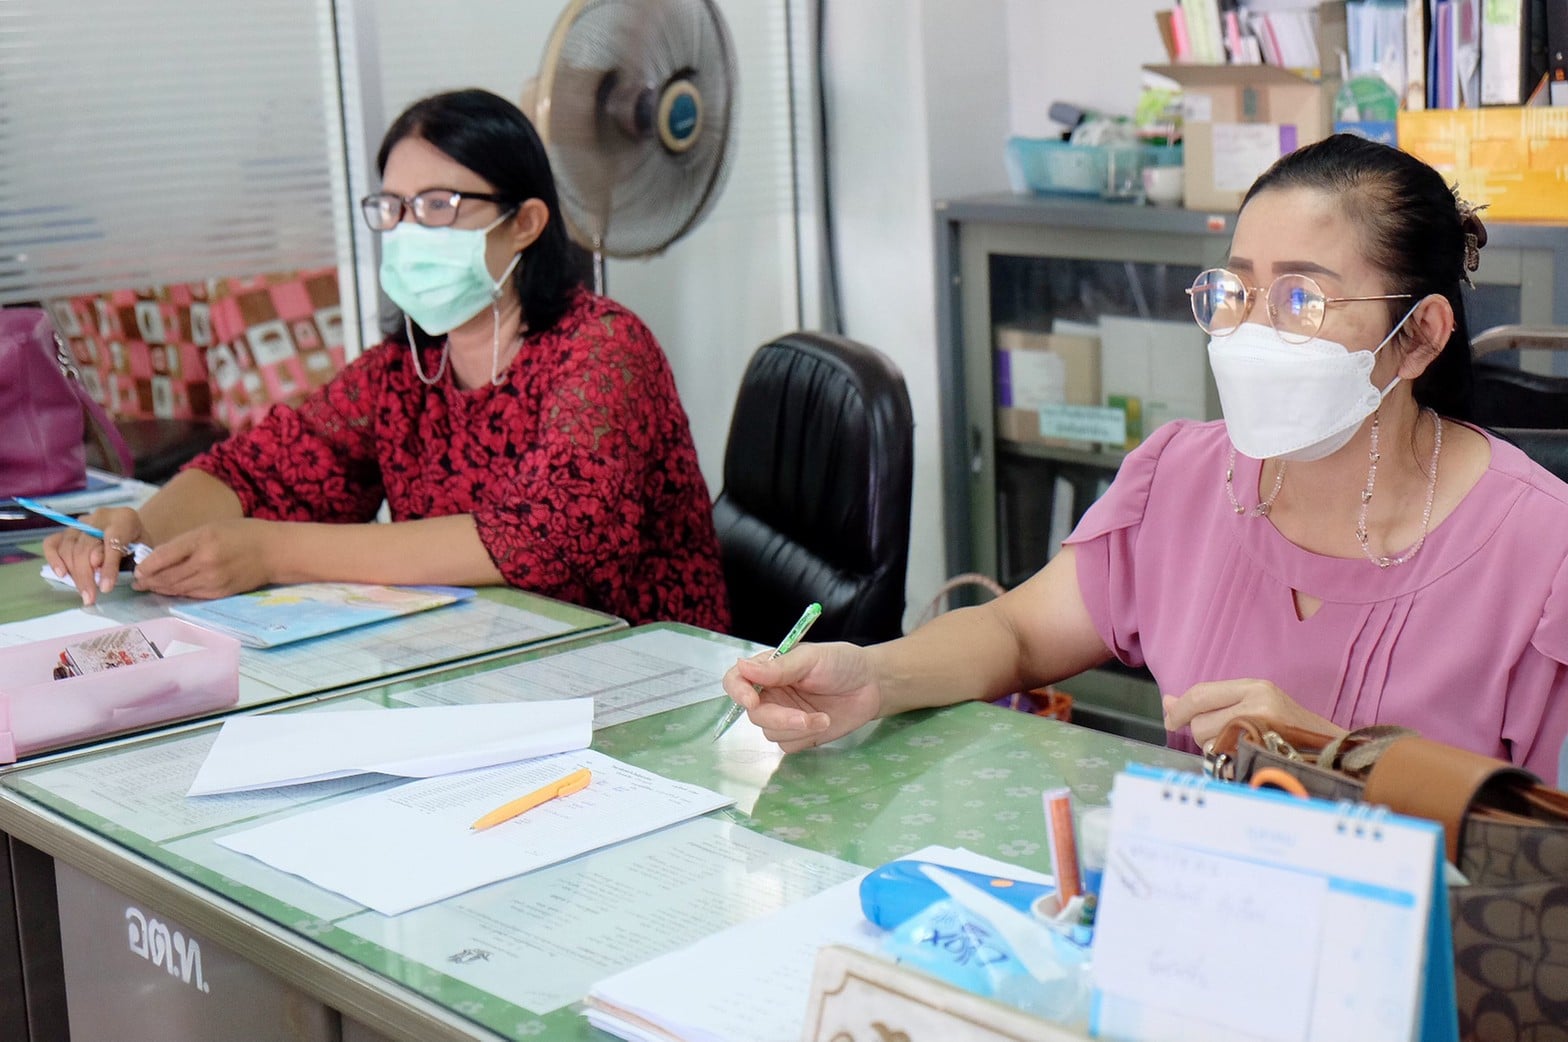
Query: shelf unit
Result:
<box><xmin>932</xmin><ymin>192</ymin><xmax>1568</xmax><ymax>740</ymax></box>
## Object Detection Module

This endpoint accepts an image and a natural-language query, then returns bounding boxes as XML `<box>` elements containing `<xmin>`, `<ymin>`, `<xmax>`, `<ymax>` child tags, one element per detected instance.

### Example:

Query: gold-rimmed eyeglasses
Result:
<box><xmin>359</xmin><ymin>189</ymin><xmax>514</xmax><ymax>232</ymax></box>
<box><xmin>1186</xmin><ymin>267</ymin><xmax>1413</xmax><ymax>344</ymax></box>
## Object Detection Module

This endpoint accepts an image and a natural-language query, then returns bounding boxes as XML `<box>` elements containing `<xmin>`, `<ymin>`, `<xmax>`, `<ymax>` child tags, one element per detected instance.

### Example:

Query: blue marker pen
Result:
<box><xmin>12</xmin><ymin>497</ymin><xmax>153</xmax><ymax>564</ymax></box>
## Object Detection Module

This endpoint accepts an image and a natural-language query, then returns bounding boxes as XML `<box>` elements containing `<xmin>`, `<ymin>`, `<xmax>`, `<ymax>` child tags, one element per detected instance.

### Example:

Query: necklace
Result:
<box><xmin>1225</xmin><ymin>450</ymin><xmax>1285</xmax><ymax>517</ymax></box>
<box><xmin>1355</xmin><ymin>409</ymin><xmax>1442</xmax><ymax>569</ymax></box>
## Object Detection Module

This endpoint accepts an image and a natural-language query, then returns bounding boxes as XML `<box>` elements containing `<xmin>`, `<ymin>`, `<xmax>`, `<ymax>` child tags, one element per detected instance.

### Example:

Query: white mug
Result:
<box><xmin>1141</xmin><ymin>165</ymin><xmax>1184</xmax><ymax>206</ymax></box>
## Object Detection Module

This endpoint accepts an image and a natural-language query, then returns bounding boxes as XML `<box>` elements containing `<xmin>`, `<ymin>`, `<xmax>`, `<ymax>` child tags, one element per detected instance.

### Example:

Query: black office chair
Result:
<box><xmin>713</xmin><ymin>332</ymin><xmax>915</xmax><ymax>647</ymax></box>
<box><xmin>1469</xmin><ymin>325</ymin><xmax>1568</xmax><ymax>480</ymax></box>
<box><xmin>1471</xmin><ymin>325</ymin><xmax>1568</xmax><ymax>427</ymax></box>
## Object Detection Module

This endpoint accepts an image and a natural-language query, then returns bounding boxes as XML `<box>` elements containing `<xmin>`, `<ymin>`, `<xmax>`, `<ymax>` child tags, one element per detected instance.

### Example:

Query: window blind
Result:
<box><xmin>0</xmin><ymin>0</ymin><xmax>353</xmax><ymax>305</ymax></box>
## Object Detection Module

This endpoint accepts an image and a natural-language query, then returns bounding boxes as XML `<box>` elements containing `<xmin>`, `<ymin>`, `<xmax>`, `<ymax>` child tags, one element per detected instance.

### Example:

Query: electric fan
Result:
<box><xmin>524</xmin><ymin>0</ymin><xmax>738</xmax><ymax>292</ymax></box>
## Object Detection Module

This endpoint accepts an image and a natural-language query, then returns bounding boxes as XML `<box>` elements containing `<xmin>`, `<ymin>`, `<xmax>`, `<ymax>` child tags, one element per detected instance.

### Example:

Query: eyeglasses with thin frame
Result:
<box><xmin>1186</xmin><ymin>267</ymin><xmax>1413</xmax><ymax>344</ymax></box>
<box><xmin>359</xmin><ymin>189</ymin><xmax>514</xmax><ymax>231</ymax></box>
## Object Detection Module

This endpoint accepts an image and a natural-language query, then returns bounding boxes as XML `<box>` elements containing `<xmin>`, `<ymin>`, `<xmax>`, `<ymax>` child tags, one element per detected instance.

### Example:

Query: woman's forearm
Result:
<box><xmin>868</xmin><ymin>547</ymin><xmax>1113</xmax><ymax>717</ymax></box>
<box><xmin>138</xmin><ymin>469</ymin><xmax>245</xmax><ymax>544</ymax></box>
<box><xmin>263</xmin><ymin>514</ymin><xmax>505</xmax><ymax>587</ymax></box>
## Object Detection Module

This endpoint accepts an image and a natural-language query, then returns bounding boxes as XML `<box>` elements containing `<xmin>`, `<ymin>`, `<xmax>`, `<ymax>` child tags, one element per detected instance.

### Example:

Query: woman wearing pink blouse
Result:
<box><xmin>722</xmin><ymin>134</ymin><xmax>1568</xmax><ymax>780</ymax></box>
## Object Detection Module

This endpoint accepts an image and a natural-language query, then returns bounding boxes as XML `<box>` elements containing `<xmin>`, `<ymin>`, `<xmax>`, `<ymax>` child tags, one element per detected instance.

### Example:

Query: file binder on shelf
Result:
<box><xmin>1090</xmin><ymin>764</ymin><xmax>1457</xmax><ymax>1042</ymax></box>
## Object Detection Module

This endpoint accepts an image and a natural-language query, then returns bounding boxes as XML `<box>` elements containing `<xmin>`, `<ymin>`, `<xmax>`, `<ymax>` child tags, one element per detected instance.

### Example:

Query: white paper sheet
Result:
<box><xmin>217</xmin><ymin>748</ymin><xmax>735</xmax><ymax>915</ymax></box>
<box><xmin>187</xmin><ymin>700</ymin><xmax>594</xmax><ymax>796</ymax></box>
<box><xmin>0</xmin><ymin>608</ymin><xmax>121</xmax><ymax>648</ymax></box>
<box><xmin>584</xmin><ymin>846</ymin><xmax>1052</xmax><ymax>1042</ymax></box>
<box><xmin>337</xmin><ymin>818</ymin><xmax>863</xmax><ymax>1015</ymax></box>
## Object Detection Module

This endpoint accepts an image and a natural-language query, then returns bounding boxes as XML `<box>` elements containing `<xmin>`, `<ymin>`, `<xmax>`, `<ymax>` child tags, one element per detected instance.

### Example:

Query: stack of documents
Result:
<box><xmin>583</xmin><ymin>846</ymin><xmax>1053</xmax><ymax>1042</ymax></box>
<box><xmin>215</xmin><ymin>747</ymin><xmax>735</xmax><ymax>915</ymax></box>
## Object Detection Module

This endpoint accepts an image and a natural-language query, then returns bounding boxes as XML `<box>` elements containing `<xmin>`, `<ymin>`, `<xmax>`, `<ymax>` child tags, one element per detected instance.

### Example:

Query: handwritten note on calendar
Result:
<box><xmin>1094</xmin><ymin>837</ymin><xmax>1326</xmax><ymax>1038</ymax></box>
<box><xmin>1090</xmin><ymin>766</ymin><xmax>1453</xmax><ymax>1042</ymax></box>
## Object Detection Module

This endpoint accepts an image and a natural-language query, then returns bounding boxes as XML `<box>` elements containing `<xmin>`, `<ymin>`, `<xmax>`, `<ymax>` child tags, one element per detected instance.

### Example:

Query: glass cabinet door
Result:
<box><xmin>956</xmin><ymin>216</ymin><xmax>1229</xmax><ymax>590</ymax></box>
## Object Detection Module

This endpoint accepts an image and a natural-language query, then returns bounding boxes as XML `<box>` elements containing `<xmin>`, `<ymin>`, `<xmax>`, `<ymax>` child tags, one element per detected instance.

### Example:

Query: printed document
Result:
<box><xmin>218</xmin><ymin>748</ymin><xmax>735</xmax><ymax>915</ymax></box>
<box><xmin>339</xmin><ymin>818</ymin><xmax>864</xmax><ymax>1015</ymax></box>
<box><xmin>187</xmin><ymin>700</ymin><xmax>594</xmax><ymax>795</ymax></box>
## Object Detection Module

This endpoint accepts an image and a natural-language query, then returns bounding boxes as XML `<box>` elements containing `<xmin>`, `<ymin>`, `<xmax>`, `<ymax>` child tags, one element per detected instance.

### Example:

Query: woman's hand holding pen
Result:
<box><xmin>721</xmin><ymin>642</ymin><xmax>884</xmax><ymax>752</ymax></box>
<box><xmin>42</xmin><ymin>507</ymin><xmax>149</xmax><ymax>604</ymax></box>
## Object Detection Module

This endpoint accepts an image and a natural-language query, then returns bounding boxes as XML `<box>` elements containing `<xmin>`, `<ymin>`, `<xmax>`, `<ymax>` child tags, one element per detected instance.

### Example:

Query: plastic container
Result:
<box><xmin>0</xmin><ymin>617</ymin><xmax>240</xmax><ymax>763</ymax></box>
<box><xmin>1005</xmin><ymin>138</ymin><xmax>1183</xmax><ymax>200</ymax></box>
<box><xmin>1077</xmin><ymin>806</ymin><xmax>1113</xmax><ymax>898</ymax></box>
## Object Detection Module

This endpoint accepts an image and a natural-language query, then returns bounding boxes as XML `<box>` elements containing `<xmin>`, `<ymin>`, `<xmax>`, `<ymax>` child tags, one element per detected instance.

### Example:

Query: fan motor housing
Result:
<box><xmin>658</xmin><ymin>79</ymin><xmax>702</xmax><ymax>153</ymax></box>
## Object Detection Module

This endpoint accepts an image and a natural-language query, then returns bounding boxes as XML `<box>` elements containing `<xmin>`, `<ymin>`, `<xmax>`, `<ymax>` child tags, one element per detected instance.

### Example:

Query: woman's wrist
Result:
<box><xmin>252</xmin><ymin>519</ymin><xmax>285</xmax><ymax>586</ymax></box>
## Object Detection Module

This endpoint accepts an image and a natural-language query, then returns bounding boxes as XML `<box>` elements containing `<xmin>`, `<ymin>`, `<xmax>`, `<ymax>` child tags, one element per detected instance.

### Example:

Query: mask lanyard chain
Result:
<box><xmin>406</xmin><ymin>315</ymin><xmax>450</xmax><ymax>387</ymax></box>
<box><xmin>488</xmin><ymin>252</ymin><xmax>525</xmax><ymax>386</ymax></box>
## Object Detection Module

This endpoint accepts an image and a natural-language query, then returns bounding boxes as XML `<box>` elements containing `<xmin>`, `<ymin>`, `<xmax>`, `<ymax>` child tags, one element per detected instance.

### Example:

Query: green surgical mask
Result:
<box><xmin>378</xmin><ymin>212</ymin><xmax>520</xmax><ymax>335</ymax></box>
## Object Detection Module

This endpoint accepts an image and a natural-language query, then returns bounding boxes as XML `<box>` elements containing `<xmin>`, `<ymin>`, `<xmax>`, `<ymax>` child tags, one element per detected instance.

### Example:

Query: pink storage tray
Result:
<box><xmin>0</xmin><ymin>617</ymin><xmax>240</xmax><ymax>763</ymax></box>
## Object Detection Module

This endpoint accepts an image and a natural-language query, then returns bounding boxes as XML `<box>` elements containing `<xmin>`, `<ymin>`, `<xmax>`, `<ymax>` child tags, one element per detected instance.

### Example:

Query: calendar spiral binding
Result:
<box><xmin>1152</xmin><ymin>768</ymin><xmax>1390</xmax><ymax>840</ymax></box>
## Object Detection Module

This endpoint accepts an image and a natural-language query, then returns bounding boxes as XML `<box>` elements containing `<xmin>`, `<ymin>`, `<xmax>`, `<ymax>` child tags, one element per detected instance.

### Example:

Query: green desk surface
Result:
<box><xmin>0</xmin><ymin>623</ymin><xmax>1199</xmax><ymax>1041</ymax></box>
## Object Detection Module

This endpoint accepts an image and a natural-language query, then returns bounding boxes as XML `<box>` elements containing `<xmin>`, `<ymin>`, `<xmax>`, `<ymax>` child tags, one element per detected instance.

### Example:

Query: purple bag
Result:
<box><xmin>1</xmin><ymin>307</ymin><xmax>132</xmax><ymax>498</ymax></box>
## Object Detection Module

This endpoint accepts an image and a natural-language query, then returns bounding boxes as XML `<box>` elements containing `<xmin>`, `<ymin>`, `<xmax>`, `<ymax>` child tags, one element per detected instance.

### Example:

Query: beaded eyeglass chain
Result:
<box><xmin>1355</xmin><ymin>409</ymin><xmax>1442</xmax><ymax>568</ymax></box>
<box><xmin>1225</xmin><ymin>451</ymin><xmax>1284</xmax><ymax>517</ymax></box>
<box><xmin>1224</xmin><ymin>407</ymin><xmax>1443</xmax><ymax>568</ymax></box>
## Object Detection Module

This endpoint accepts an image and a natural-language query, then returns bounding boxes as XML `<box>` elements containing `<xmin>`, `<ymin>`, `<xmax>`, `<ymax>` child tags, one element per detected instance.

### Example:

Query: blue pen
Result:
<box><xmin>12</xmin><ymin>497</ymin><xmax>153</xmax><ymax>564</ymax></box>
<box><xmin>713</xmin><ymin>602</ymin><xmax>823</xmax><ymax>741</ymax></box>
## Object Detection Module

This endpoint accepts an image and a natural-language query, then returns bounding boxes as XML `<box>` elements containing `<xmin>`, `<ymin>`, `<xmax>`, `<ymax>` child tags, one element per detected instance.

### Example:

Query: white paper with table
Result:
<box><xmin>217</xmin><ymin>748</ymin><xmax>735</xmax><ymax>915</ymax></box>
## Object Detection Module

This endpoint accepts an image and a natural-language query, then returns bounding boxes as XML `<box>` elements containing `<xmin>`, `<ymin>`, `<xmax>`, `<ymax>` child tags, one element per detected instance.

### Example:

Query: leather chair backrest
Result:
<box><xmin>1492</xmin><ymin>427</ymin><xmax>1568</xmax><ymax>485</ymax></box>
<box><xmin>1473</xmin><ymin>361</ymin><xmax>1568</xmax><ymax>430</ymax></box>
<box><xmin>713</xmin><ymin>332</ymin><xmax>914</xmax><ymax>647</ymax></box>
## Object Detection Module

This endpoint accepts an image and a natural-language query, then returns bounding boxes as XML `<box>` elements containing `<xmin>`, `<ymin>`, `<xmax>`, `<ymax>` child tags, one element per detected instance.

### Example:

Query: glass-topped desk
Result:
<box><xmin>0</xmin><ymin>622</ymin><xmax>1197</xmax><ymax>1041</ymax></box>
<box><xmin>0</xmin><ymin>548</ymin><xmax>625</xmax><ymax>1041</ymax></box>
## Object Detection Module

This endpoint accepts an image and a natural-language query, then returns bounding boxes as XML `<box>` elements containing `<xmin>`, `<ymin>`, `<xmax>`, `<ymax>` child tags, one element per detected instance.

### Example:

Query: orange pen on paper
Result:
<box><xmin>469</xmin><ymin>767</ymin><xmax>592</xmax><ymax>831</ymax></box>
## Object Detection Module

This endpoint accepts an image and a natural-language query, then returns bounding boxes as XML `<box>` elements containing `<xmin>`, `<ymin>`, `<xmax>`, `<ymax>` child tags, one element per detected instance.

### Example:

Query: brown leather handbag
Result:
<box><xmin>1208</xmin><ymin>719</ymin><xmax>1568</xmax><ymax>1042</ymax></box>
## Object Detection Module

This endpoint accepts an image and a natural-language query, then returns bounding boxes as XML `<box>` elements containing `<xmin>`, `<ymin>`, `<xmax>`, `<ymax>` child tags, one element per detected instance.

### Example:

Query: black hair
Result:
<box><xmin>1241</xmin><ymin>133</ymin><xmax>1478</xmax><ymax>422</ymax></box>
<box><xmin>376</xmin><ymin>88</ymin><xmax>583</xmax><ymax>340</ymax></box>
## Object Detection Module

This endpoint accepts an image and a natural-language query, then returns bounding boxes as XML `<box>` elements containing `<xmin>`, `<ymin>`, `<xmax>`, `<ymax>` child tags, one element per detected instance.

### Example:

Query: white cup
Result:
<box><xmin>1142</xmin><ymin>165</ymin><xmax>1184</xmax><ymax>207</ymax></box>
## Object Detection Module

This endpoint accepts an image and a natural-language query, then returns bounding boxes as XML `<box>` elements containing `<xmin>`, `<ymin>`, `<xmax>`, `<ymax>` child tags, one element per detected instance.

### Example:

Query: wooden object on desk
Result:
<box><xmin>801</xmin><ymin>945</ymin><xmax>1088</xmax><ymax>1042</ymax></box>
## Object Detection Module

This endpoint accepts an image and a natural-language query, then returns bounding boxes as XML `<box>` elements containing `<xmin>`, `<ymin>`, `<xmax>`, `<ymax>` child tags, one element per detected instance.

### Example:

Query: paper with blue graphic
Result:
<box><xmin>171</xmin><ymin>582</ymin><xmax>475</xmax><ymax>648</ymax></box>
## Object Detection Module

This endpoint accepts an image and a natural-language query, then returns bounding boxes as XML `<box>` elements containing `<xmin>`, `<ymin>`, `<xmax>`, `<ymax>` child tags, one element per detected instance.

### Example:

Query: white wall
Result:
<box><xmin>1005</xmin><ymin>0</ymin><xmax>1171</xmax><ymax>136</ymax></box>
<box><xmin>825</xmin><ymin>0</ymin><xmax>1168</xmax><ymax>621</ymax></box>
<box><xmin>822</xmin><ymin>0</ymin><xmax>1011</xmax><ymax>623</ymax></box>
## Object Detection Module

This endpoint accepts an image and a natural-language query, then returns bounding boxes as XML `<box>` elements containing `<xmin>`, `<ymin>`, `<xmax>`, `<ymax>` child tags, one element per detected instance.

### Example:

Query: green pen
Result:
<box><xmin>712</xmin><ymin>601</ymin><xmax>822</xmax><ymax>741</ymax></box>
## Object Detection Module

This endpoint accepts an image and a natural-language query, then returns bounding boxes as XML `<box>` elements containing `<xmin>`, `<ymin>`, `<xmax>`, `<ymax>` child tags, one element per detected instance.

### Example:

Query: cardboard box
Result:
<box><xmin>994</xmin><ymin>327</ymin><xmax>1101</xmax><ymax>447</ymax></box>
<box><xmin>1098</xmin><ymin>315</ymin><xmax>1220</xmax><ymax>449</ymax></box>
<box><xmin>1398</xmin><ymin>108</ymin><xmax>1568</xmax><ymax>222</ymax></box>
<box><xmin>1145</xmin><ymin>64</ymin><xmax>1334</xmax><ymax>211</ymax></box>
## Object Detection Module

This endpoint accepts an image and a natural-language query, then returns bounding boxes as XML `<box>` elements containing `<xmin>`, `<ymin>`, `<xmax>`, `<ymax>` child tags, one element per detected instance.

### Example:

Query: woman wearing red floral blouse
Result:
<box><xmin>44</xmin><ymin>89</ymin><xmax>730</xmax><ymax>631</ymax></box>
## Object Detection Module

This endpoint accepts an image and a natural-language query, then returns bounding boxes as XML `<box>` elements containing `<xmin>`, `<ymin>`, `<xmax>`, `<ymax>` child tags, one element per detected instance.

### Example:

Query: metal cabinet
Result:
<box><xmin>932</xmin><ymin>193</ymin><xmax>1568</xmax><ymax>739</ymax></box>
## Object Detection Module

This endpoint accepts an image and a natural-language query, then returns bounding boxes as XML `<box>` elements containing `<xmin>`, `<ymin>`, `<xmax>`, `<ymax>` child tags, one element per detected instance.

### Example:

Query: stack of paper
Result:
<box><xmin>217</xmin><ymin>748</ymin><xmax>735</xmax><ymax>915</ymax></box>
<box><xmin>583</xmin><ymin>847</ymin><xmax>1053</xmax><ymax>1042</ymax></box>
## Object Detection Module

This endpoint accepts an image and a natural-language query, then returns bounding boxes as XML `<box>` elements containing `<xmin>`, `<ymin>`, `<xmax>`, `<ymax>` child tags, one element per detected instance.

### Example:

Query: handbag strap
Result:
<box><xmin>1361</xmin><ymin>736</ymin><xmax>1539</xmax><ymax>864</ymax></box>
<box><xmin>911</xmin><ymin>572</ymin><xmax>1006</xmax><ymax>629</ymax></box>
<box><xmin>47</xmin><ymin>321</ymin><xmax>133</xmax><ymax>477</ymax></box>
<box><xmin>1317</xmin><ymin>724</ymin><xmax>1419</xmax><ymax>774</ymax></box>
